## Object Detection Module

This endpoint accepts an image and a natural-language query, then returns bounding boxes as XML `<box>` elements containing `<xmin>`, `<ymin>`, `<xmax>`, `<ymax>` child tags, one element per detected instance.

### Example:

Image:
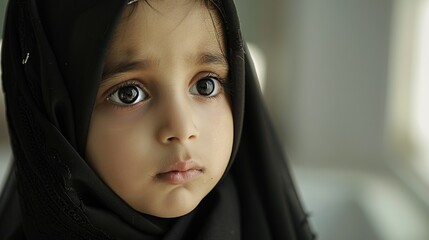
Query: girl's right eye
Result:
<box><xmin>107</xmin><ymin>84</ymin><xmax>148</xmax><ymax>106</ymax></box>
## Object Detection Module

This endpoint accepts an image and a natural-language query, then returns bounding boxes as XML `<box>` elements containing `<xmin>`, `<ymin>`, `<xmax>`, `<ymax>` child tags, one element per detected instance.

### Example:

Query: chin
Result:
<box><xmin>150</xmin><ymin>200</ymin><xmax>200</xmax><ymax>218</ymax></box>
<box><xmin>131</xmin><ymin>192</ymin><xmax>203</xmax><ymax>218</ymax></box>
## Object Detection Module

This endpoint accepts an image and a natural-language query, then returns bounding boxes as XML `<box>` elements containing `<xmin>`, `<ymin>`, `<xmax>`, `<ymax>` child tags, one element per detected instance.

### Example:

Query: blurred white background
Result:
<box><xmin>236</xmin><ymin>0</ymin><xmax>429</xmax><ymax>239</ymax></box>
<box><xmin>1</xmin><ymin>0</ymin><xmax>429</xmax><ymax>239</ymax></box>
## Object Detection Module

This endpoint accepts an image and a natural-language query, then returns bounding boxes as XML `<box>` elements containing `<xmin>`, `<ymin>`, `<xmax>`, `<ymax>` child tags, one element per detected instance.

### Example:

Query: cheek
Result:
<box><xmin>197</xmin><ymin>98</ymin><xmax>234</xmax><ymax>173</ymax></box>
<box><xmin>207</xmin><ymin>111</ymin><xmax>233</xmax><ymax>151</ymax></box>
<box><xmin>85</xmin><ymin>109</ymin><xmax>154</xmax><ymax>185</ymax></box>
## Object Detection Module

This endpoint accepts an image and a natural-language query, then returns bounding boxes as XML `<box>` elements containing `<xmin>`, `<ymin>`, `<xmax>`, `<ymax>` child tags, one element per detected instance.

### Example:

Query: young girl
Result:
<box><xmin>0</xmin><ymin>0</ymin><xmax>315</xmax><ymax>239</ymax></box>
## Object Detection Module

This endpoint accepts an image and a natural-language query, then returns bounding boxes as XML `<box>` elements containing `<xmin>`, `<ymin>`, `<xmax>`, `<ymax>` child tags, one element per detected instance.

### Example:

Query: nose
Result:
<box><xmin>156</xmin><ymin>96</ymin><xmax>199</xmax><ymax>144</ymax></box>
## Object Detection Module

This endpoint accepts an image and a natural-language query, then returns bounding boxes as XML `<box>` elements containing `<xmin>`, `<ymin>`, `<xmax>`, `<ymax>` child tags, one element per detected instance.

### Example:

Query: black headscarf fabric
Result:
<box><xmin>0</xmin><ymin>0</ymin><xmax>315</xmax><ymax>239</ymax></box>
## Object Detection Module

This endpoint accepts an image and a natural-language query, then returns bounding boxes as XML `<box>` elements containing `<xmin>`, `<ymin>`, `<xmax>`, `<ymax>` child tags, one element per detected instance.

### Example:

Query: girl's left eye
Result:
<box><xmin>107</xmin><ymin>84</ymin><xmax>147</xmax><ymax>105</ymax></box>
<box><xmin>189</xmin><ymin>76</ymin><xmax>222</xmax><ymax>97</ymax></box>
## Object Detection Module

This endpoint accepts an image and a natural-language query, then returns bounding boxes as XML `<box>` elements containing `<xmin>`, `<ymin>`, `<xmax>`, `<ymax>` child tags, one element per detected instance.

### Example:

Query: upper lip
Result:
<box><xmin>159</xmin><ymin>160</ymin><xmax>203</xmax><ymax>174</ymax></box>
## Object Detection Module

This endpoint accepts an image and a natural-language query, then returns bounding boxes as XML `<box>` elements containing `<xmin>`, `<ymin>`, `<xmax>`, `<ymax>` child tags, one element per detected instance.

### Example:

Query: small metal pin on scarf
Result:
<box><xmin>22</xmin><ymin>53</ymin><xmax>30</xmax><ymax>65</ymax></box>
<box><xmin>128</xmin><ymin>0</ymin><xmax>138</xmax><ymax>4</ymax></box>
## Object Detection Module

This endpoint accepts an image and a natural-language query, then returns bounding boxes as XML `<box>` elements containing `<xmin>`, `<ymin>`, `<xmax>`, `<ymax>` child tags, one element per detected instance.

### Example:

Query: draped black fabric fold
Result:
<box><xmin>0</xmin><ymin>0</ymin><xmax>315</xmax><ymax>239</ymax></box>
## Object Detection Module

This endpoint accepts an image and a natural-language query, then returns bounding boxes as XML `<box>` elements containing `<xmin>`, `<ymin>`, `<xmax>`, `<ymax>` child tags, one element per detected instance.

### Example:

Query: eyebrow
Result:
<box><xmin>102</xmin><ymin>60</ymin><xmax>149</xmax><ymax>81</ymax></box>
<box><xmin>101</xmin><ymin>52</ymin><xmax>228</xmax><ymax>82</ymax></box>
<box><xmin>196</xmin><ymin>52</ymin><xmax>228</xmax><ymax>67</ymax></box>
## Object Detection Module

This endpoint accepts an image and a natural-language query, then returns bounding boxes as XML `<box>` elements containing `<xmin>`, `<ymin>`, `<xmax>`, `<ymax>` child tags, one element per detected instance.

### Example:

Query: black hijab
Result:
<box><xmin>0</xmin><ymin>0</ymin><xmax>315</xmax><ymax>239</ymax></box>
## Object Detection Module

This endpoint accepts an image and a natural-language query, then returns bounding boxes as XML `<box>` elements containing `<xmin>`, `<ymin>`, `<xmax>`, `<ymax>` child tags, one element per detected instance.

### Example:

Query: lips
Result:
<box><xmin>156</xmin><ymin>160</ymin><xmax>203</xmax><ymax>184</ymax></box>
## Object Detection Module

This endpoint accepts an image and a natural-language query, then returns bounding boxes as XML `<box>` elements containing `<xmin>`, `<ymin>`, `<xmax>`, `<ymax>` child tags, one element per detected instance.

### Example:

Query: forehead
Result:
<box><xmin>104</xmin><ymin>0</ymin><xmax>225</xmax><ymax>68</ymax></box>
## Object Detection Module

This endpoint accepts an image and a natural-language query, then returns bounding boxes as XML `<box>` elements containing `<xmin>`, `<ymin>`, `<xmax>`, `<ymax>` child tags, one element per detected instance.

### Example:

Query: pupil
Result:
<box><xmin>196</xmin><ymin>79</ymin><xmax>214</xmax><ymax>95</ymax></box>
<box><xmin>118</xmin><ymin>86</ymin><xmax>138</xmax><ymax>104</ymax></box>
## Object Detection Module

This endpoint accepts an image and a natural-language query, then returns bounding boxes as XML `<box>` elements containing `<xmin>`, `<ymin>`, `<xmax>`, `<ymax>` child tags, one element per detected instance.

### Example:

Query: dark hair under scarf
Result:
<box><xmin>0</xmin><ymin>0</ymin><xmax>315</xmax><ymax>239</ymax></box>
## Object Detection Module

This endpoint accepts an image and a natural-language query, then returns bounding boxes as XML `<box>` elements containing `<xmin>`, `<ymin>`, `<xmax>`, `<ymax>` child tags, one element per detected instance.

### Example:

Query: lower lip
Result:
<box><xmin>157</xmin><ymin>169</ymin><xmax>203</xmax><ymax>184</ymax></box>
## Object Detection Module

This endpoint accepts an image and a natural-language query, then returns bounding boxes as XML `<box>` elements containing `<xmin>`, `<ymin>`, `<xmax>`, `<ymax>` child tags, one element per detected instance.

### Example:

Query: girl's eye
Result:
<box><xmin>189</xmin><ymin>77</ymin><xmax>222</xmax><ymax>97</ymax></box>
<box><xmin>108</xmin><ymin>85</ymin><xmax>147</xmax><ymax>105</ymax></box>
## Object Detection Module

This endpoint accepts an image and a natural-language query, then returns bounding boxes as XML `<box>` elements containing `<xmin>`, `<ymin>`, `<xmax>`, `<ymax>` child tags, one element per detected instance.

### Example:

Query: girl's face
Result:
<box><xmin>86</xmin><ymin>0</ymin><xmax>233</xmax><ymax>218</ymax></box>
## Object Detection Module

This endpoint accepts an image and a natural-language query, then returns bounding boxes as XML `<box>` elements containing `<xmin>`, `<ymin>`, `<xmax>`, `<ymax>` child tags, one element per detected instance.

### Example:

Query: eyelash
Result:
<box><xmin>106</xmin><ymin>80</ymin><xmax>148</xmax><ymax>108</ymax></box>
<box><xmin>105</xmin><ymin>73</ymin><xmax>230</xmax><ymax>108</ymax></box>
<box><xmin>197</xmin><ymin>73</ymin><xmax>228</xmax><ymax>100</ymax></box>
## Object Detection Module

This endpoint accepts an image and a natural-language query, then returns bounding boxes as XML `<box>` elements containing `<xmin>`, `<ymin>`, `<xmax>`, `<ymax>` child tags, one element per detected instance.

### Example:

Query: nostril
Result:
<box><xmin>157</xmin><ymin>116</ymin><xmax>199</xmax><ymax>144</ymax></box>
<box><xmin>166</xmin><ymin>133</ymin><xmax>197</xmax><ymax>143</ymax></box>
<box><xmin>187</xmin><ymin>134</ymin><xmax>197</xmax><ymax>140</ymax></box>
<box><xmin>166</xmin><ymin>136</ymin><xmax>177</xmax><ymax>142</ymax></box>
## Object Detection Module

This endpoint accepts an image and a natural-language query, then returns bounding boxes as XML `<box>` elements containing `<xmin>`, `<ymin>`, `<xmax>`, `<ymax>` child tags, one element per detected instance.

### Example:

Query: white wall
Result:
<box><xmin>234</xmin><ymin>0</ymin><xmax>429</xmax><ymax>239</ymax></box>
<box><xmin>236</xmin><ymin>0</ymin><xmax>392</xmax><ymax>169</ymax></box>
